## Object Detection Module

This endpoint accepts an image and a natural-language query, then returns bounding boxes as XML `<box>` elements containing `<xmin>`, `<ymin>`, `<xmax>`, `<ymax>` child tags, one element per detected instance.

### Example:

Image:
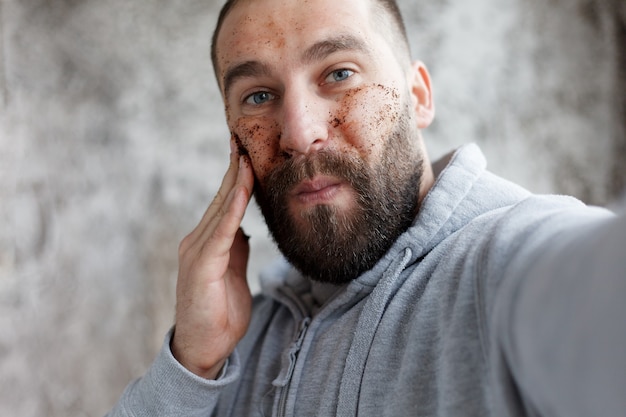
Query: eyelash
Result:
<box><xmin>243</xmin><ymin>91</ymin><xmax>276</xmax><ymax>106</ymax></box>
<box><xmin>324</xmin><ymin>68</ymin><xmax>355</xmax><ymax>83</ymax></box>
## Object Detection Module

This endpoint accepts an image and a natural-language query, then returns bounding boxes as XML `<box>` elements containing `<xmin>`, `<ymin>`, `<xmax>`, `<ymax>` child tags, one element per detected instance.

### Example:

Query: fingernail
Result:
<box><xmin>230</xmin><ymin>139</ymin><xmax>236</xmax><ymax>156</ymax></box>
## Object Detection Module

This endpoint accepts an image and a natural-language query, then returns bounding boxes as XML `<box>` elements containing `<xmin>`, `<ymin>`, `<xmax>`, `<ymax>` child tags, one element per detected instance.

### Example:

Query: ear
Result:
<box><xmin>408</xmin><ymin>61</ymin><xmax>435</xmax><ymax>129</ymax></box>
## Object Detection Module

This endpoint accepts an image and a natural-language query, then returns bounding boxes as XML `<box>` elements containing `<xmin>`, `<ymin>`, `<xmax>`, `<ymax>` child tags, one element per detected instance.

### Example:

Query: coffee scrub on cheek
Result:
<box><xmin>332</xmin><ymin>83</ymin><xmax>403</xmax><ymax>157</ymax></box>
<box><xmin>231</xmin><ymin>117</ymin><xmax>285</xmax><ymax>183</ymax></box>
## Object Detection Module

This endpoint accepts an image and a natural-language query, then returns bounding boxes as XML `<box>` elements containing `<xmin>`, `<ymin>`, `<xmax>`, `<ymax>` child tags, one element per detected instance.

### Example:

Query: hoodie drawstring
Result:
<box><xmin>336</xmin><ymin>247</ymin><xmax>413</xmax><ymax>416</ymax></box>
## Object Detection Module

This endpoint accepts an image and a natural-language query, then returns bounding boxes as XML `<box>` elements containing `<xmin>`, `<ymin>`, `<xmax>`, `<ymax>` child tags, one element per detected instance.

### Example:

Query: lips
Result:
<box><xmin>291</xmin><ymin>176</ymin><xmax>344</xmax><ymax>205</ymax></box>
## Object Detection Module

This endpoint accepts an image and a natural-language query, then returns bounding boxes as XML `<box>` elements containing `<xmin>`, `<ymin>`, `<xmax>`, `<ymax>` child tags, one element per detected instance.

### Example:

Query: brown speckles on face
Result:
<box><xmin>232</xmin><ymin>133</ymin><xmax>249</xmax><ymax>156</ymax></box>
<box><xmin>229</xmin><ymin>82</ymin><xmax>405</xmax><ymax>187</ymax></box>
<box><xmin>220</xmin><ymin>12</ymin><xmax>287</xmax><ymax>73</ymax></box>
<box><xmin>328</xmin><ymin>83</ymin><xmax>403</xmax><ymax>158</ymax></box>
<box><xmin>231</xmin><ymin>117</ymin><xmax>287</xmax><ymax>183</ymax></box>
<box><xmin>331</xmin><ymin>116</ymin><xmax>345</xmax><ymax>128</ymax></box>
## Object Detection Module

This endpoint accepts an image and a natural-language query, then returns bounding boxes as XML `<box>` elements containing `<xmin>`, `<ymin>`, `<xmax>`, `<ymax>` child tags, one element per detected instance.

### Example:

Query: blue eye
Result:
<box><xmin>245</xmin><ymin>91</ymin><xmax>275</xmax><ymax>105</ymax></box>
<box><xmin>327</xmin><ymin>69</ymin><xmax>354</xmax><ymax>83</ymax></box>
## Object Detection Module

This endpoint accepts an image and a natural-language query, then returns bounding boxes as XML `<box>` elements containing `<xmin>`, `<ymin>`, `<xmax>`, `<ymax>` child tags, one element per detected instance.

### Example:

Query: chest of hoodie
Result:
<box><xmin>222</xmin><ymin>250</ymin><xmax>491</xmax><ymax>417</ymax></box>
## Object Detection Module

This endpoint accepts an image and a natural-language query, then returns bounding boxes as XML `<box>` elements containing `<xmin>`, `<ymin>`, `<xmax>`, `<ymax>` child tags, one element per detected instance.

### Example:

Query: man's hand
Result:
<box><xmin>171</xmin><ymin>138</ymin><xmax>255</xmax><ymax>379</ymax></box>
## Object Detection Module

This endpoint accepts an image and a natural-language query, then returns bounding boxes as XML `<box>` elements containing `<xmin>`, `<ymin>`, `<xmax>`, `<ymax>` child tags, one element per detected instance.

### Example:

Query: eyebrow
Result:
<box><xmin>223</xmin><ymin>61</ymin><xmax>273</xmax><ymax>100</ymax></box>
<box><xmin>222</xmin><ymin>34</ymin><xmax>371</xmax><ymax>99</ymax></box>
<box><xmin>302</xmin><ymin>34</ymin><xmax>371</xmax><ymax>64</ymax></box>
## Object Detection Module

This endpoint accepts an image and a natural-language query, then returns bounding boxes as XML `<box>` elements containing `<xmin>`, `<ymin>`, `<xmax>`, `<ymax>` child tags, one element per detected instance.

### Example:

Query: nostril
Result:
<box><xmin>309</xmin><ymin>136</ymin><xmax>329</xmax><ymax>152</ymax></box>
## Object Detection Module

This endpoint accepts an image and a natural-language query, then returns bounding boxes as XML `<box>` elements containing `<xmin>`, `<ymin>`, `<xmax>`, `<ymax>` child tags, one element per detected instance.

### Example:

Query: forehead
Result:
<box><xmin>215</xmin><ymin>0</ymin><xmax>380</xmax><ymax>80</ymax></box>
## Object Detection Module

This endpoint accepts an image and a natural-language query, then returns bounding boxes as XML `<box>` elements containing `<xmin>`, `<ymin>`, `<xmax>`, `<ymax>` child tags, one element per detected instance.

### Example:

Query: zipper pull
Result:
<box><xmin>272</xmin><ymin>317</ymin><xmax>311</xmax><ymax>387</ymax></box>
<box><xmin>294</xmin><ymin>317</ymin><xmax>311</xmax><ymax>349</ymax></box>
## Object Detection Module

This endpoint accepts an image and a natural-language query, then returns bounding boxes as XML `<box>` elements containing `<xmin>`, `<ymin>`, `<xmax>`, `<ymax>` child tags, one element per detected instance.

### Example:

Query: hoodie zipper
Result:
<box><xmin>276</xmin><ymin>317</ymin><xmax>311</xmax><ymax>416</ymax></box>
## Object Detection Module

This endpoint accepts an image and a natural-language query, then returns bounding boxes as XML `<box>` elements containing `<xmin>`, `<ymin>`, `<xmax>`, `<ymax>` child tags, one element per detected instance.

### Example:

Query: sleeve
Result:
<box><xmin>104</xmin><ymin>328</ymin><xmax>241</xmax><ymax>417</ymax></box>
<box><xmin>491</xmin><ymin>202</ymin><xmax>626</xmax><ymax>416</ymax></box>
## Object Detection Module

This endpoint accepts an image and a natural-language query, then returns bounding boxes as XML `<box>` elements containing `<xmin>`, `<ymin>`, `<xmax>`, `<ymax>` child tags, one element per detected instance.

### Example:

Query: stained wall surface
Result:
<box><xmin>0</xmin><ymin>0</ymin><xmax>624</xmax><ymax>415</ymax></box>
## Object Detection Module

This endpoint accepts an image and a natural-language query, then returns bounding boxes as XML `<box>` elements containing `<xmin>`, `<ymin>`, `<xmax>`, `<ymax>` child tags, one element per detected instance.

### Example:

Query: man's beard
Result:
<box><xmin>254</xmin><ymin>108</ymin><xmax>424</xmax><ymax>285</ymax></box>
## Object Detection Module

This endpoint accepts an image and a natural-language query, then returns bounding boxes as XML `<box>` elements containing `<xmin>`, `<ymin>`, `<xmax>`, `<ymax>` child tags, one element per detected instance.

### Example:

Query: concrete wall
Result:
<box><xmin>0</xmin><ymin>0</ymin><xmax>623</xmax><ymax>415</ymax></box>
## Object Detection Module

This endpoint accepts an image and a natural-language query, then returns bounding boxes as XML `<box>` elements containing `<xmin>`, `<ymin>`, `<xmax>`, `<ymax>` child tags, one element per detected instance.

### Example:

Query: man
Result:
<box><xmin>107</xmin><ymin>0</ymin><xmax>626</xmax><ymax>415</ymax></box>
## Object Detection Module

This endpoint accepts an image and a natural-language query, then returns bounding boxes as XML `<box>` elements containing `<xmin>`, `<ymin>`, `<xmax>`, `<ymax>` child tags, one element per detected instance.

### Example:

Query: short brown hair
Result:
<box><xmin>210</xmin><ymin>0</ymin><xmax>411</xmax><ymax>85</ymax></box>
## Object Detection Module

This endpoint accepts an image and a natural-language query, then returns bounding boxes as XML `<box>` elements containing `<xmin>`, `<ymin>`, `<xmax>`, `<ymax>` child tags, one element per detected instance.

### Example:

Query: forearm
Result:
<box><xmin>496</xmin><ymin>212</ymin><xmax>626</xmax><ymax>416</ymax></box>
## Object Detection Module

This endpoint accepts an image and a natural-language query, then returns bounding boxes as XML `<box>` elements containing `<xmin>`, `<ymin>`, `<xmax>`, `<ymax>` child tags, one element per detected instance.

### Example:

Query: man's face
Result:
<box><xmin>216</xmin><ymin>0</ymin><xmax>431</xmax><ymax>283</ymax></box>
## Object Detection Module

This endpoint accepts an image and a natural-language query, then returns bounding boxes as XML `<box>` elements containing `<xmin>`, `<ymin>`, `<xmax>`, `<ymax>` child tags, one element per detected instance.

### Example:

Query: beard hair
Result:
<box><xmin>254</xmin><ymin>103</ymin><xmax>424</xmax><ymax>285</ymax></box>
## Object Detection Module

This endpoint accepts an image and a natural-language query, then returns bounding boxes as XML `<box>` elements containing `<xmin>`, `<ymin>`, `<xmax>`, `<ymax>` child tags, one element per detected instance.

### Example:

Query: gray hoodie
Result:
<box><xmin>107</xmin><ymin>144</ymin><xmax>625</xmax><ymax>416</ymax></box>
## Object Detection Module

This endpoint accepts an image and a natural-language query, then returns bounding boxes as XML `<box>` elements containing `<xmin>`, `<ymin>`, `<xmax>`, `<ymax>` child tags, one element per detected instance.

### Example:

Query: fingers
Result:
<box><xmin>187</xmin><ymin>139</ymin><xmax>239</xmax><ymax>240</ymax></box>
<box><xmin>200</xmin><ymin>156</ymin><xmax>253</xmax><ymax>257</ymax></box>
<box><xmin>183</xmin><ymin>137</ymin><xmax>254</xmax><ymax>251</ymax></box>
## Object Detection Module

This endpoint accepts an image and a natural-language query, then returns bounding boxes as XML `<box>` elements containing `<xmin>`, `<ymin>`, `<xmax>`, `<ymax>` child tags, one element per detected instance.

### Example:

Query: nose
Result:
<box><xmin>280</xmin><ymin>88</ymin><xmax>329</xmax><ymax>156</ymax></box>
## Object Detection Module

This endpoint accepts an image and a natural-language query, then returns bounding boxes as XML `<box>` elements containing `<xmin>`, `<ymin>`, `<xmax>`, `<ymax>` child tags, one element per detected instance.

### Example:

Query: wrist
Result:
<box><xmin>170</xmin><ymin>331</ymin><xmax>228</xmax><ymax>380</ymax></box>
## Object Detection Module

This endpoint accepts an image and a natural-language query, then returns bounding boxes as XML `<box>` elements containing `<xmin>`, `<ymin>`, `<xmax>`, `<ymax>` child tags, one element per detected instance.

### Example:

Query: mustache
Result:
<box><xmin>258</xmin><ymin>150</ymin><xmax>370</xmax><ymax>202</ymax></box>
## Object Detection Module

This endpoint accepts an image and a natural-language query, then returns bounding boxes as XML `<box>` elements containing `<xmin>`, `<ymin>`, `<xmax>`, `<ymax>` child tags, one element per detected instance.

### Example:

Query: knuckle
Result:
<box><xmin>215</xmin><ymin>205</ymin><xmax>228</xmax><ymax>221</ymax></box>
<box><xmin>178</xmin><ymin>234</ymin><xmax>193</xmax><ymax>257</ymax></box>
<box><xmin>214</xmin><ymin>188</ymin><xmax>228</xmax><ymax>206</ymax></box>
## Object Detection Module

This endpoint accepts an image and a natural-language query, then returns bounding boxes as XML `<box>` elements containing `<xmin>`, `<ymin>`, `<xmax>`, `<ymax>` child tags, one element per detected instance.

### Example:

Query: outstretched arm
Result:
<box><xmin>494</xmin><ymin>205</ymin><xmax>626</xmax><ymax>416</ymax></box>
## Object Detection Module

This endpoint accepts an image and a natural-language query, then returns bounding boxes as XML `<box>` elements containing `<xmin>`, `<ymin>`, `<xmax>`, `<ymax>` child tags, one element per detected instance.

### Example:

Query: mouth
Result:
<box><xmin>291</xmin><ymin>176</ymin><xmax>345</xmax><ymax>206</ymax></box>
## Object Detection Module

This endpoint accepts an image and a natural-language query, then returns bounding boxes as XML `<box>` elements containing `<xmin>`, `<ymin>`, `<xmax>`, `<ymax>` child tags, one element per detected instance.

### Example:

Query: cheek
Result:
<box><xmin>331</xmin><ymin>84</ymin><xmax>402</xmax><ymax>157</ymax></box>
<box><xmin>231</xmin><ymin>117</ymin><xmax>284</xmax><ymax>180</ymax></box>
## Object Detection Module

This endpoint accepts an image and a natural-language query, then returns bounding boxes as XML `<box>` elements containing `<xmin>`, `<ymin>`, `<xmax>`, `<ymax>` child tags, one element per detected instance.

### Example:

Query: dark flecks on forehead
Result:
<box><xmin>223</xmin><ymin>34</ymin><xmax>373</xmax><ymax>100</ymax></box>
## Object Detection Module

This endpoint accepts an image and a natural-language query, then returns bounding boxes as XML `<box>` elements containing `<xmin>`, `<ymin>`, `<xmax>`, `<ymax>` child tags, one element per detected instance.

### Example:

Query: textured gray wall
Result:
<box><xmin>0</xmin><ymin>0</ymin><xmax>624</xmax><ymax>415</ymax></box>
